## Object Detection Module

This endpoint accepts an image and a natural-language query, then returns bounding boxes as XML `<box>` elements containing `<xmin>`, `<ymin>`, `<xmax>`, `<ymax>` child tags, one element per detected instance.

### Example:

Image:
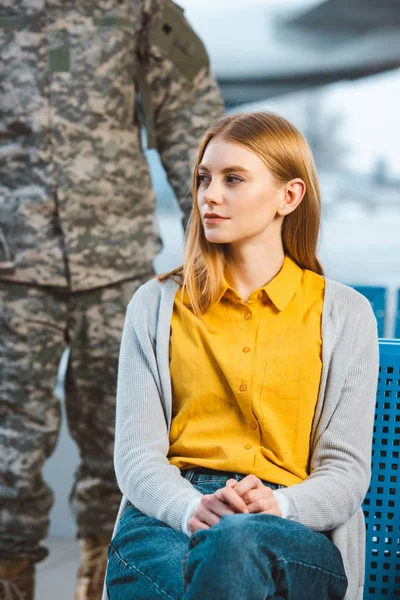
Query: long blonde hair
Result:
<box><xmin>159</xmin><ymin>111</ymin><xmax>324</xmax><ymax>318</ymax></box>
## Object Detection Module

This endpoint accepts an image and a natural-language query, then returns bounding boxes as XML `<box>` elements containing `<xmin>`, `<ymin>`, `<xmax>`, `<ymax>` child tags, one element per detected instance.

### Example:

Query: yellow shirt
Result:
<box><xmin>168</xmin><ymin>256</ymin><xmax>325</xmax><ymax>487</ymax></box>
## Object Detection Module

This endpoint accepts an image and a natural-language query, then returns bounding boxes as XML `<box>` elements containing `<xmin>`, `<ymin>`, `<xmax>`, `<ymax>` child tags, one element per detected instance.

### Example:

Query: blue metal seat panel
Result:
<box><xmin>362</xmin><ymin>341</ymin><xmax>400</xmax><ymax>599</ymax></box>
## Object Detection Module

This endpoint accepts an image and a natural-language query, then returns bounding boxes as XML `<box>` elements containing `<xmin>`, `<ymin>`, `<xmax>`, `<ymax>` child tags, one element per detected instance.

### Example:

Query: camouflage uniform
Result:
<box><xmin>0</xmin><ymin>0</ymin><xmax>224</xmax><ymax>563</ymax></box>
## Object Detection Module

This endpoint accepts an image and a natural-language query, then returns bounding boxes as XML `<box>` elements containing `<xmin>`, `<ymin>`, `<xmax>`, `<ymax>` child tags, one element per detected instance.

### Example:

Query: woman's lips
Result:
<box><xmin>204</xmin><ymin>214</ymin><xmax>229</xmax><ymax>223</ymax></box>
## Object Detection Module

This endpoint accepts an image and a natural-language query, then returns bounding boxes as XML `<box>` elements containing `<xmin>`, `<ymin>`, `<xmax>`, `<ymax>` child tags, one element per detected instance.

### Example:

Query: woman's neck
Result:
<box><xmin>225</xmin><ymin>240</ymin><xmax>285</xmax><ymax>303</ymax></box>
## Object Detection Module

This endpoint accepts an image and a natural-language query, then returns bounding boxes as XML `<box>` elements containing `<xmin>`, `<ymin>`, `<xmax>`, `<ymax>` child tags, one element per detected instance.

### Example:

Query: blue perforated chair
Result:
<box><xmin>395</xmin><ymin>290</ymin><xmax>400</xmax><ymax>339</ymax></box>
<box><xmin>362</xmin><ymin>340</ymin><xmax>400</xmax><ymax>599</ymax></box>
<box><xmin>350</xmin><ymin>286</ymin><xmax>387</xmax><ymax>338</ymax></box>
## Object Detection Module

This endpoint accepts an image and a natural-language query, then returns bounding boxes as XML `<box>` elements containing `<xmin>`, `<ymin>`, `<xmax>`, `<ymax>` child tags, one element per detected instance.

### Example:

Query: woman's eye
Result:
<box><xmin>226</xmin><ymin>175</ymin><xmax>243</xmax><ymax>183</ymax></box>
<box><xmin>197</xmin><ymin>173</ymin><xmax>243</xmax><ymax>185</ymax></box>
<box><xmin>197</xmin><ymin>174</ymin><xmax>209</xmax><ymax>185</ymax></box>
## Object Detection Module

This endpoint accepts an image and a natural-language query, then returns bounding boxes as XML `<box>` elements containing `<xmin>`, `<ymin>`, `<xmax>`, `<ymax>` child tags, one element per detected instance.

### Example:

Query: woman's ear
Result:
<box><xmin>277</xmin><ymin>178</ymin><xmax>306</xmax><ymax>217</ymax></box>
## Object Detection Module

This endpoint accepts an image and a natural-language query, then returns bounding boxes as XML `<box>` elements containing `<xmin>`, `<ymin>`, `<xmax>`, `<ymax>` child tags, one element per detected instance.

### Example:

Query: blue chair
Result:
<box><xmin>350</xmin><ymin>286</ymin><xmax>386</xmax><ymax>338</ymax></box>
<box><xmin>395</xmin><ymin>290</ymin><xmax>400</xmax><ymax>339</ymax></box>
<box><xmin>362</xmin><ymin>340</ymin><xmax>400</xmax><ymax>599</ymax></box>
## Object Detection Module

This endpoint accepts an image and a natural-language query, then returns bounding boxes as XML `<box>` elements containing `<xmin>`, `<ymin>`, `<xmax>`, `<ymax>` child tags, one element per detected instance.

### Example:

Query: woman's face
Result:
<box><xmin>197</xmin><ymin>137</ymin><xmax>287</xmax><ymax>246</ymax></box>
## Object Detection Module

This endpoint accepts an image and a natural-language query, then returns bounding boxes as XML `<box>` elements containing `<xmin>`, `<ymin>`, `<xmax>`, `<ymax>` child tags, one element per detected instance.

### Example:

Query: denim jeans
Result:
<box><xmin>106</xmin><ymin>469</ymin><xmax>348</xmax><ymax>600</ymax></box>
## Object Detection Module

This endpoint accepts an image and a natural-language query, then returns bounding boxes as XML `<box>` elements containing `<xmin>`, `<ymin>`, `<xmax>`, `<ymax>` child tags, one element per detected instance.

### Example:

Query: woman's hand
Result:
<box><xmin>188</xmin><ymin>474</ymin><xmax>281</xmax><ymax>534</ymax></box>
<box><xmin>188</xmin><ymin>485</ymin><xmax>249</xmax><ymax>534</ymax></box>
<box><xmin>226</xmin><ymin>474</ymin><xmax>282</xmax><ymax>517</ymax></box>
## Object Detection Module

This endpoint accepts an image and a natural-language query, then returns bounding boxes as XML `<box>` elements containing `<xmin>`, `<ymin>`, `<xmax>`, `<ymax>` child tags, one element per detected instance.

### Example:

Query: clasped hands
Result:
<box><xmin>188</xmin><ymin>474</ymin><xmax>282</xmax><ymax>534</ymax></box>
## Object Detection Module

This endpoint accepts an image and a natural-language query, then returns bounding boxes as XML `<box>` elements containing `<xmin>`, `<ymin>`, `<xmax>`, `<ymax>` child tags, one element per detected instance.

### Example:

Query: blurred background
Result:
<box><xmin>39</xmin><ymin>0</ymin><xmax>400</xmax><ymax>595</ymax></box>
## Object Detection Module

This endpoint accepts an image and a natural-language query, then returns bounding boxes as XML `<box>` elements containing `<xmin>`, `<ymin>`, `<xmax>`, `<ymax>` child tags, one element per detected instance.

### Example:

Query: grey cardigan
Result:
<box><xmin>103</xmin><ymin>276</ymin><xmax>379</xmax><ymax>600</ymax></box>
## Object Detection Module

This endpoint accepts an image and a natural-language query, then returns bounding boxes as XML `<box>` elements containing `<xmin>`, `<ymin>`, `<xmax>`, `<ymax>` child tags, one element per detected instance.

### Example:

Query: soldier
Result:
<box><xmin>0</xmin><ymin>1</ymin><xmax>224</xmax><ymax>599</ymax></box>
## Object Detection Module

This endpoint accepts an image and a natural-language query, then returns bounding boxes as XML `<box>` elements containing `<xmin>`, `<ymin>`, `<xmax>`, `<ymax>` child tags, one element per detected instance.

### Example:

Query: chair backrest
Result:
<box><xmin>362</xmin><ymin>340</ymin><xmax>400</xmax><ymax>599</ymax></box>
<box><xmin>395</xmin><ymin>290</ymin><xmax>400</xmax><ymax>339</ymax></box>
<box><xmin>351</xmin><ymin>286</ymin><xmax>387</xmax><ymax>337</ymax></box>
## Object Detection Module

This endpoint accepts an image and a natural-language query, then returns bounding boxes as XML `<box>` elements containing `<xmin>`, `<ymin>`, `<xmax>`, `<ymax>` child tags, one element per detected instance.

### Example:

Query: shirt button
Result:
<box><xmin>251</xmin><ymin>422</ymin><xmax>257</xmax><ymax>430</ymax></box>
<box><xmin>244</xmin><ymin>312</ymin><xmax>252</xmax><ymax>320</ymax></box>
<box><xmin>258</xmin><ymin>292</ymin><xmax>263</xmax><ymax>299</ymax></box>
<box><xmin>239</xmin><ymin>383</ymin><xmax>247</xmax><ymax>392</ymax></box>
<box><xmin>242</xmin><ymin>346</ymin><xmax>250</xmax><ymax>353</ymax></box>
<box><xmin>244</xmin><ymin>444</ymin><xmax>252</xmax><ymax>450</ymax></box>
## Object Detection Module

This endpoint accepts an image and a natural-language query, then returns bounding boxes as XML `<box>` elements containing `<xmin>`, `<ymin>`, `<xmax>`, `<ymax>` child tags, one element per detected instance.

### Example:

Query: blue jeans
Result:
<box><xmin>106</xmin><ymin>469</ymin><xmax>348</xmax><ymax>600</ymax></box>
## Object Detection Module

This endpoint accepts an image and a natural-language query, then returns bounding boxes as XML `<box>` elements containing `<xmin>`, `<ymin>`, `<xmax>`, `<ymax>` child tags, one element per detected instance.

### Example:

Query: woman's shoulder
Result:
<box><xmin>126</xmin><ymin>275</ymin><xmax>179</xmax><ymax>314</ymax></box>
<box><xmin>324</xmin><ymin>278</ymin><xmax>376</xmax><ymax>321</ymax></box>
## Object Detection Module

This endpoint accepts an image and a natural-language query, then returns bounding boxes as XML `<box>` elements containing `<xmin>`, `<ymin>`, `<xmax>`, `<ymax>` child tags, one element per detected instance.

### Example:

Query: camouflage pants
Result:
<box><xmin>0</xmin><ymin>274</ymin><xmax>152</xmax><ymax>563</ymax></box>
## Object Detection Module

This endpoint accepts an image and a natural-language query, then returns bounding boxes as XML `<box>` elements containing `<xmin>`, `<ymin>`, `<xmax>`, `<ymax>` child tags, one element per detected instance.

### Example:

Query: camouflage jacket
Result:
<box><xmin>0</xmin><ymin>0</ymin><xmax>224</xmax><ymax>290</ymax></box>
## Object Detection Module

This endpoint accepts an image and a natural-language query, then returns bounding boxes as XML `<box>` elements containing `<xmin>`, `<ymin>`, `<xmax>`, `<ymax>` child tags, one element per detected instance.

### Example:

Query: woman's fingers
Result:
<box><xmin>231</xmin><ymin>474</ymin><xmax>270</xmax><ymax>501</ymax></box>
<box><xmin>207</xmin><ymin>495</ymin><xmax>237</xmax><ymax>518</ymax></box>
<box><xmin>196</xmin><ymin>498</ymin><xmax>225</xmax><ymax>527</ymax></box>
<box><xmin>246</xmin><ymin>497</ymin><xmax>282</xmax><ymax>516</ymax></box>
<box><xmin>242</xmin><ymin>486</ymin><xmax>274</xmax><ymax>505</ymax></box>
<box><xmin>192</xmin><ymin>494</ymin><xmax>236</xmax><ymax>529</ymax></box>
<box><xmin>214</xmin><ymin>485</ymin><xmax>249</xmax><ymax>513</ymax></box>
<box><xmin>188</xmin><ymin>516</ymin><xmax>210</xmax><ymax>534</ymax></box>
<box><xmin>189</xmin><ymin>477</ymin><xmax>282</xmax><ymax>534</ymax></box>
<box><xmin>224</xmin><ymin>475</ymin><xmax>281</xmax><ymax>516</ymax></box>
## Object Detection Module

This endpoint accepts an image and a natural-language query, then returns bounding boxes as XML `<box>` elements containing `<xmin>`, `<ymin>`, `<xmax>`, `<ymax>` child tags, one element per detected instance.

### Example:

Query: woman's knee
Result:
<box><xmin>190</xmin><ymin>513</ymin><xmax>344</xmax><ymax>576</ymax></box>
<box><xmin>107</xmin><ymin>536</ymin><xmax>187</xmax><ymax>600</ymax></box>
<box><xmin>188</xmin><ymin>513</ymin><xmax>267</xmax><ymax>562</ymax></box>
<box><xmin>184</xmin><ymin>515</ymin><xmax>347</xmax><ymax>600</ymax></box>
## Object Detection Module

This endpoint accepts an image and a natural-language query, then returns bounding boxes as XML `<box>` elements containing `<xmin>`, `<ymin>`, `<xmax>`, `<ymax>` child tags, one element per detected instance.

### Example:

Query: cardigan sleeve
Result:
<box><xmin>277</xmin><ymin>295</ymin><xmax>379</xmax><ymax>532</ymax></box>
<box><xmin>114</xmin><ymin>284</ymin><xmax>202</xmax><ymax>532</ymax></box>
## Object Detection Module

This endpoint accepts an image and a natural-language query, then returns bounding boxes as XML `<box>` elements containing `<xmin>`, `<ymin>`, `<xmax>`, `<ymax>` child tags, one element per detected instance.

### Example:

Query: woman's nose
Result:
<box><xmin>204</xmin><ymin>186</ymin><xmax>223</xmax><ymax>206</ymax></box>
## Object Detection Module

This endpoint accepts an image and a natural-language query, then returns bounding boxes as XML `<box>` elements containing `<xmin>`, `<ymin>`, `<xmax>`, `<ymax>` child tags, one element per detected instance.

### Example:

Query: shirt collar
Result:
<box><xmin>263</xmin><ymin>256</ymin><xmax>304</xmax><ymax>311</ymax></box>
<box><xmin>215</xmin><ymin>255</ymin><xmax>303</xmax><ymax>312</ymax></box>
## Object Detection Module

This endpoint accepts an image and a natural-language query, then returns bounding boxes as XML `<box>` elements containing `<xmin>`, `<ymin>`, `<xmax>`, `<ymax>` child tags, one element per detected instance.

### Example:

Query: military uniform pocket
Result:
<box><xmin>149</xmin><ymin>0</ymin><xmax>209</xmax><ymax>82</ymax></box>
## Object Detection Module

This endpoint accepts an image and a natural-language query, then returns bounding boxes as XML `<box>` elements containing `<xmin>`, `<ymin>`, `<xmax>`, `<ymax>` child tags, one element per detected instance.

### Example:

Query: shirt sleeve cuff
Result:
<box><xmin>182</xmin><ymin>497</ymin><xmax>203</xmax><ymax>536</ymax></box>
<box><xmin>273</xmin><ymin>490</ymin><xmax>296</xmax><ymax>520</ymax></box>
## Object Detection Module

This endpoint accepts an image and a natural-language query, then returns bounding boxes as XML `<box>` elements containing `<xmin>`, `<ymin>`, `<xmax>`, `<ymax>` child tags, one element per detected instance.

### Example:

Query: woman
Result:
<box><xmin>104</xmin><ymin>112</ymin><xmax>379</xmax><ymax>600</ymax></box>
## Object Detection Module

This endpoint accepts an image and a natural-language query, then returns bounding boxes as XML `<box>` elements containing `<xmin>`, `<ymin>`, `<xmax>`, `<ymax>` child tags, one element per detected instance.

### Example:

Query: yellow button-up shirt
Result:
<box><xmin>168</xmin><ymin>256</ymin><xmax>325</xmax><ymax>487</ymax></box>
